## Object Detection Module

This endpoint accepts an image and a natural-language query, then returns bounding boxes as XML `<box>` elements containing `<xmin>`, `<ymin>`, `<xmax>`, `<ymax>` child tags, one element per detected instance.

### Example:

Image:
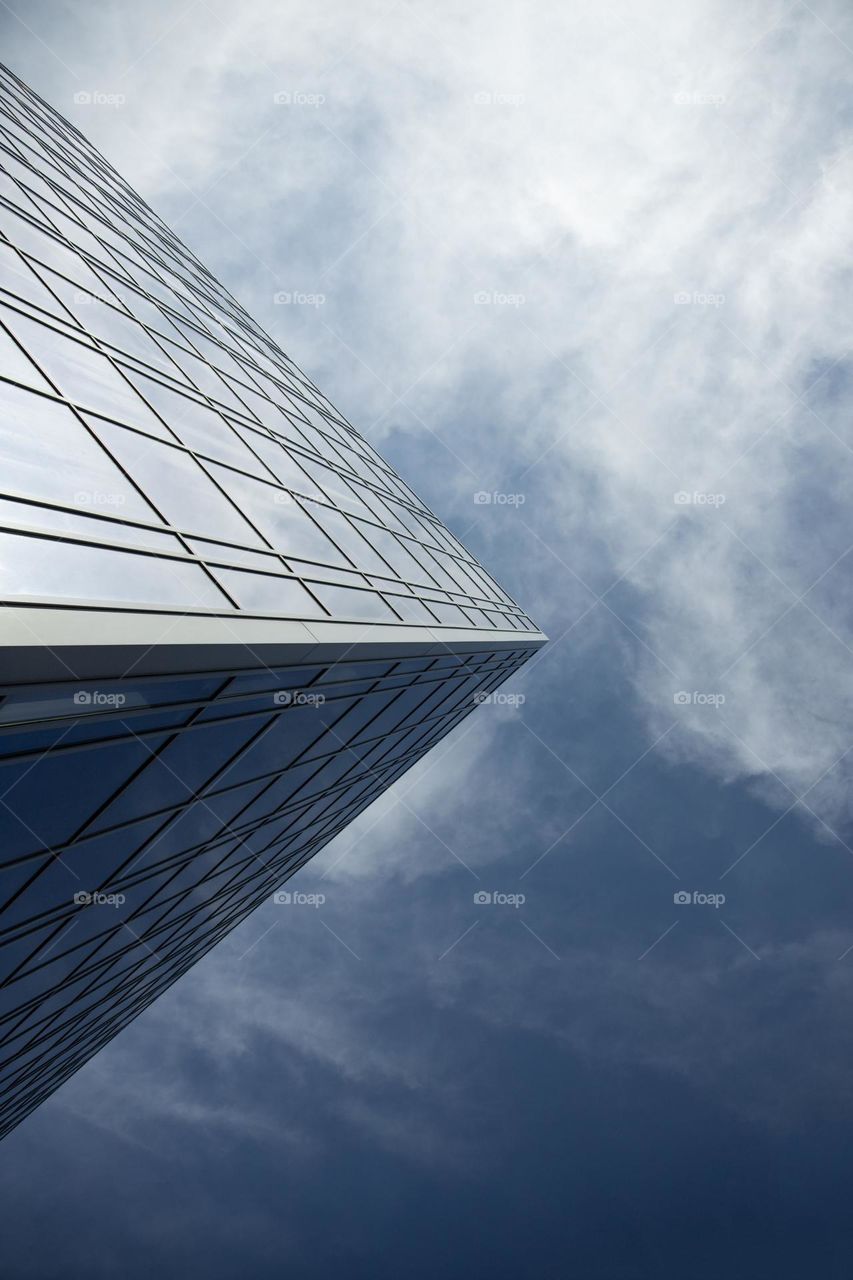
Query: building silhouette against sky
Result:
<box><xmin>0</xmin><ymin>63</ymin><xmax>544</xmax><ymax>1139</ymax></box>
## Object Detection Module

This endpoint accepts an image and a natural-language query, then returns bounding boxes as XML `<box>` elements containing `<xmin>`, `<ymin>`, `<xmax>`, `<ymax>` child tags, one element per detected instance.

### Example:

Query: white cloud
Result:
<box><xmin>34</xmin><ymin>0</ymin><xmax>850</xmax><ymax>831</ymax></box>
<box><xmin>5</xmin><ymin>5</ymin><xmax>853</xmax><ymax>1217</ymax></box>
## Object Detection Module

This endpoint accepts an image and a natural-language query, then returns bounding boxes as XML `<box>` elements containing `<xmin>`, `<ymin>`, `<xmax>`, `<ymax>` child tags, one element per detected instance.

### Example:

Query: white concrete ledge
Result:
<box><xmin>0</xmin><ymin>606</ymin><xmax>546</xmax><ymax>683</ymax></box>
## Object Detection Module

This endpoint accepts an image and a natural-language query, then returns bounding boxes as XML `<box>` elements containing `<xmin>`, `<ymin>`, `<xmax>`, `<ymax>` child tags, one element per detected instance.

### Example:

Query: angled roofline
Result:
<box><xmin>0</xmin><ymin>605</ymin><xmax>546</xmax><ymax>684</ymax></box>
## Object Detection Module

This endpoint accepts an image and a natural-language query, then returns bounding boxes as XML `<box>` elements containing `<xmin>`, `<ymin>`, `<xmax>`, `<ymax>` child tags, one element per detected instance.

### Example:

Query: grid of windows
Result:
<box><xmin>0</xmin><ymin>645</ymin><xmax>532</xmax><ymax>1138</ymax></box>
<box><xmin>0</xmin><ymin>62</ymin><xmax>537</xmax><ymax>633</ymax></box>
<box><xmin>0</xmin><ymin>66</ymin><xmax>545</xmax><ymax>1140</ymax></box>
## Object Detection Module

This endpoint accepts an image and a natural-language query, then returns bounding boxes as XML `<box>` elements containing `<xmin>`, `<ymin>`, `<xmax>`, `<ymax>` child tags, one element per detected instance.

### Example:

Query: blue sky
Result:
<box><xmin>3</xmin><ymin>1</ymin><xmax>853</xmax><ymax>1275</ymax></box>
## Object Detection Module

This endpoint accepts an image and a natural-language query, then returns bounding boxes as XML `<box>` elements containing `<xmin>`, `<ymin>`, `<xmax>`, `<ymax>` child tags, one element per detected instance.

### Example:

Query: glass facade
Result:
<box><xmin>0</xmin><ymin>63</ymin><xmax>544</xmax><ymax>1139</ymax></box>
<box><xmin>0</xmin><ymin>63</ymin><xmax>539</xmax><ymax>632</ymax></box>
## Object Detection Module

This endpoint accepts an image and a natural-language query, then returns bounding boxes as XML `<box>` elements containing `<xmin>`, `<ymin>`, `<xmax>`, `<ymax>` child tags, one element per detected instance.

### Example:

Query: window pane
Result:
<box><xmin>2</xmin><ymin>310</ymin><xmax>167</xmax><ymax>434</ymax></box>
<box><xmin>0</xmin><ymin>243</ymin><xmax>65</xmax><ymax>318</ymax></box>
<box><xmin>299</xmin><ymin>457</ymin><xmax>373</xmax><ymax>518</ymax></box>
<box><xmin>127</xmin><ymin>373</ymin><xmax>268</xmax><ymax>475</ymax></box>
<box><xmin>0</xmin><ymin>495</ymin><xmax>180</xmax><ymax>553</ymax></box>
<box><xmin>383</xmin><ymin>594</ymin><xmax>436</xmax><ymax>623</ymax></box>
<box><xmin>185</xmin><ymin>539</ymin><xmax>285</xmax><ymax>571</ymax></box>
<box><xmin>44</xmin><ymin>274</ymin><xmax>178</xmax><ymax>375</ymax></box>
<box><xmin>0</xmin><ymin>204</ymin><xmax>105</xmax><ymax>288</ymax></box>
<box><xmin>0</xmin><ymin>529</ymin><xmax>229</xmax><ymax>607</ymax></box>
<box><xmin>353</xmin><ymin>520</ymin><xmax>436</xmax><ymax>586</ymax></box>
<box><xmin>206</xmin><ymin>465</ymin><xmax>349</xmax><ymax>566</ymax></box>
<box><xmin>307</xmin><ymin>505</ymin><xmax>394</xmax><ymax>576</ymax></box>
<box><xmin>89</xmin><ymin>418</ymin><xmax>267</xmax><ymax>547</ymax></box>
<box><xmin>232</xmin><ymin>428</ymin><xmax>326</xmax><ymax>500</ymax></box>
<box><xmin>211</xmin><ymin>568</ymin><xmax>325</xmax><ymax>616</ymax></box>
<box><xmin>308</xmin><ymin>582</ymin><xmax>397</xmax><ymax>622</ymax></box>
<box><xmin>427</xmin><ymin>601</ymin><xmax>472</xmax><ymax>626</ymax></box>
<box><xmin>0</xmin><ymin>380</ymin><xmax>159</xmax><ymax>518</ymax></box>
<box><xmin>0</xmin><ymin>321</ymin><xmax>52</xmax><ymax>391</ymax></box>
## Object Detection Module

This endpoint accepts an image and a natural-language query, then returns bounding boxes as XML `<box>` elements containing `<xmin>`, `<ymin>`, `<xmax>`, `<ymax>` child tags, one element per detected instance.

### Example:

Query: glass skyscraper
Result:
<box><xmin>0</xmin><ymin>63</ymin><xmax>544</xmax><ymax>1139</ymax></box>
